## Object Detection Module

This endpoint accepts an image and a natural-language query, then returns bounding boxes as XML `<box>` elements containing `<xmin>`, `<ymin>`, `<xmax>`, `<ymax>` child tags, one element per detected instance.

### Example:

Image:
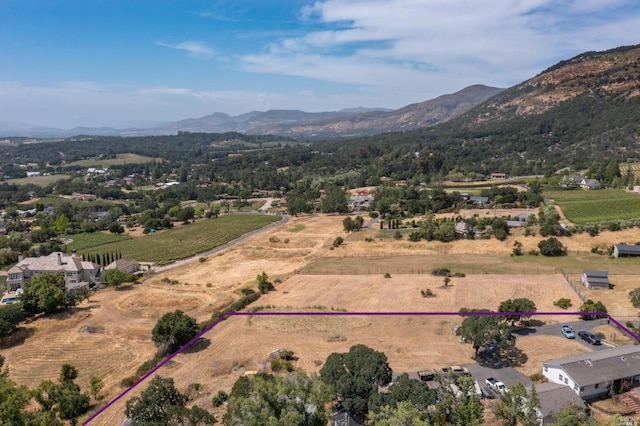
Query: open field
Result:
<box><xmin>4</xmin><ymin>213</ymin><xmax>640</xmax><ymax>424</ymax></box>
<box><xmin>545</xmin><ymin>189</ymin><xmax>640</xmax><ymax>224</ymax></box>
<box><xmin>6</xmin><ymin>174</ymin><xmax>72</xmax><ymax>186</ymax></box>
<box><xmin>64</xmin><ymin>153</ymin><xmax>157</xmax><ymax>168</ymax></box>
<box><xmin>79</xmin><ymin>214</ymin><xmax>281</xmax><ymax>264</ymax></box>
<box><xmin>91</xmin><ymin>272</ymin><xmax>588</xmax><ymax>424</ymax></box>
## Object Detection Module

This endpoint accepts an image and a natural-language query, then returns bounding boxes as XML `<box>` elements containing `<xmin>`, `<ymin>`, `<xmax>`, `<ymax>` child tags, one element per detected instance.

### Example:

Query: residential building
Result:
<box><xmin>542</xmin><ymin>345</ymin><xmax>640</xmax><ymax>400</ymax></box>
<box><xmin>6</xmin><ymin>252</ymin><xmax>101</xmax><ymax>291</ymax></box>
<box><xmin>534</xmin><ymin>382</ymin><xmax>588</xmax><ymax>425</ymax></box>
<box><xmin>105</xmin><ymin>259</ymin><xmax>141</xmax><ymax>275</ymax></box>
<box><xmin>580</xmin><ymin>179</ymin><xmax>601</xmax><ymax>190</ymax></box>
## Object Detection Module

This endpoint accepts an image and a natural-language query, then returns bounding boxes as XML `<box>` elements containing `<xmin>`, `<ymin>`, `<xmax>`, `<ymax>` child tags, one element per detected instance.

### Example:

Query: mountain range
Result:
<box><xmin>0</xmin><ymin>85</ymin><xmax>503</xmax><ymax>139</ymax></box>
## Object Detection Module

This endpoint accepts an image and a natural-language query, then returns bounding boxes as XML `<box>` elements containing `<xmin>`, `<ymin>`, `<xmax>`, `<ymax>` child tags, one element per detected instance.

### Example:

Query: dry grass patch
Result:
<box><xmin>513</xmin><ymin>335</ymin><xmax>591</xmax><ymax>377</ymax></box>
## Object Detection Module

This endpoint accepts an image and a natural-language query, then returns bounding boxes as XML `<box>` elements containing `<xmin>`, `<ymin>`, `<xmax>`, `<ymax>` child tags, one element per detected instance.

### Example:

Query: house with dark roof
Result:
<box><xmin>534</xmin><ymin>382</ymin><xmax>588</xmax><ymax>425</ymax></box>
<box><xmin>542</xmin><ymin>345</ymin><xmax>640</xmax><ymax>400</ymax></box>
<box><xmin>468</xmin><ymin>196</ymin><xmax>489</xmax><ymax>206</ymax></box>
<box><xmin>580</xmin><ymin>270</ymin><xmax>610</xmax><ymax>289</ymax></box>
<box><xmin>612</xmin><ymin>244</ymin><xmax>640</xmax><ymax>258</ymax></box>
<box><xmin>6</xmin><ymin>252</ymin><xmax>101</xmax><ymax>291</ymax></box>
<box><xmin>580</xmin><ymin>178</ymin><xmax>601</xmax><ymax>190</ymax></box>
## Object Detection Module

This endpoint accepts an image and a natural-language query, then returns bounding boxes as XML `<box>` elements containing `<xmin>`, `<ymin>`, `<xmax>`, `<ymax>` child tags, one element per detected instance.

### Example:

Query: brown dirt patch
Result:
<box><xmin>513</xmin><ymin>335</ymin><xmax>591</xmax><ymax>377</ymax></box>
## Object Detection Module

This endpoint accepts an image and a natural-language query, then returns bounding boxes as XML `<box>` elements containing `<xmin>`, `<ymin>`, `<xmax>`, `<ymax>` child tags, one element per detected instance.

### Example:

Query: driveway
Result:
<box><xmin>512</xmin><ymin>319</ymin><xmax>612</xmax><ymax>351</ymax></box>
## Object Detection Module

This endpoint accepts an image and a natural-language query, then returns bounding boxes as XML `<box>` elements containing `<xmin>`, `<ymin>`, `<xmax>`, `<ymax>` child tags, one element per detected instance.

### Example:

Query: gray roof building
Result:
<box><xmin>534</xmin><ymin>382</ymin><xmax>588</xmax><ymax>425</ymax></box>
<box><xmin>543</xmin><ymin>345</ymin><xmax>640</xmax><ymax>399</ymax></box>
<box><xmin>581</xmin><ymin>270</ymin><xmax>610</xmax><ymax>289</ymax></box>
<box><xmin>613</xmin><ymin>244</ymin><xmax>640</xmax><ymax>258</ymax></box>
<box><xmin>7</xmin><ymin>251</ymin><xmax>101</xmax><ymax>291</ymax></box>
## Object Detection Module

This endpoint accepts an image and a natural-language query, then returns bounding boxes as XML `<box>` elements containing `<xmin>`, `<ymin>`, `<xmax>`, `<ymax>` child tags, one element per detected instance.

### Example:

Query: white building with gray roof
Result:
<box><xmin>542</xmin><ymin>345</ymin><xmax>640</xmax><ymax>400</ymax></box>
<box><xmin>7</xmin><ymin>251</ymin><xmax>101</xmax><ymax>291</ymax></box>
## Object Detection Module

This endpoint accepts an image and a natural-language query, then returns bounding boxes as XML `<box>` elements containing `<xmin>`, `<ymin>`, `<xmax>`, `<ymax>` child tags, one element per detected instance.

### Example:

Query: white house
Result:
<box><xmin>6</xmin><ymin>252</ymin><xmax>101</xmax><ymax>291</ymax></box>
<box><xmin>542</xmin><ymin>345</ymin><xmax>640</xmax><ymax>400</ymax></box>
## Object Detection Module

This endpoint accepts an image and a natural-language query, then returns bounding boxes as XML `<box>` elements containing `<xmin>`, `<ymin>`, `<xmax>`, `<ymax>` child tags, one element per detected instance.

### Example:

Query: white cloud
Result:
<box><xmin>155</xmin><ymin>40</ymin><xmax>215</xmax><ymax>58</ymax></box>
<box><xmin>237</xmin><ymin>0</ymin><xmax>640</xmax><ymax>105</ymax></box>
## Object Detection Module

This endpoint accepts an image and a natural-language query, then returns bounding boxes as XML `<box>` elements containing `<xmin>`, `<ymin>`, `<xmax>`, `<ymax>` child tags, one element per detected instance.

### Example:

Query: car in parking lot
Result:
<box><xmin>578</xmin><ymin>330</ymin><xmax>601</xmax><ymax>345</ymax></box>
<box><xmin>561</xmin><ymin>324</ymin><xmax>575</xmax><ymax>339</ymax></box>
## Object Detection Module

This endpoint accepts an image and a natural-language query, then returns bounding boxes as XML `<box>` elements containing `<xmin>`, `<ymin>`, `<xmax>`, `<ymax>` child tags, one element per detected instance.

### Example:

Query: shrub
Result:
<box><xmin>512</xmin><ymin>240</ymin><xmax>524</xmax><ymax>256</ymax></box>
<box><xmin>432</xmin><ymin>267</ymin><xmax>451</xmax><ymax>277</ymax></box>
<box><xmin>121</xmin><ymin>376</ymin><xmax>136</xmax><ymax>388</ymax></box>
<box><xmin>383</xmin><ymin>273</ymin><xmax>391</xmax><ymax>278</ymax></box>
<box><xmin>553</xmin><ymin>298</ymin><xmax>572</xmax><ymax>309</ymax></box>
<box><xmin>332</xmin><ymin>236</ymin><xmax>344</xmax><ymax>248</ymax></box>
<box><xmin>240</xmin><ymin>287</ymin><xmax>255</xmax><ymax>296</ymax></box>
<box><xmin>212</xmin><ymin>390</ymin><xmax>228</xmax><ymax>407</ymax></box>
<box><xmin>269</xmin><ymin>236</ymin><xmax>281</xmax><ymax>243</ymax></box>
<box><xmin>421</xmin><ymin>289</ymin><xmax>435</xmax><ymax>297</ymax></box>
<box><xmin>528</xmin><ymin>250</ymin><xmax>539</xmax><ymax>256</ymax></box>
<box><xmin>408</xmin><ymin>232</ymin><xmax>422</xmax><ymax>242</ymax></box>
<box><xmin>625</xmin><ymin>321</ymin><xmax>635</xmax><ymax>328</ymax></box>
<box><xmin>529</xmin><ymin>372</ymin><xmax>547</xmax><ymax>383</ymax></box>
<box><xmin>199</xmin><ymin>257</ymin><xmax>206</xmax><ymax>263</ymax></box>
<box><xmin>393</xmin><ymin>230</ymin><xmax>403</xmax><ymax>240</ymax></box>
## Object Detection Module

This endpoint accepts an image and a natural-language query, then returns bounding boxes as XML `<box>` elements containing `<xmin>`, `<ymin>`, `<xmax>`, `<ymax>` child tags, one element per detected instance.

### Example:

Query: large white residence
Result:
<box><xmin>6</xmin><ymin>251</ymin><xmax>102</xmax><ymax>291</ymax></box>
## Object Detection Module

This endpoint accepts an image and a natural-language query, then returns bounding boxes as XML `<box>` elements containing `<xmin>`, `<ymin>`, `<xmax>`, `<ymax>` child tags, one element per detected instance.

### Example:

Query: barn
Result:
<box><xmin>580</xmin><ymin>270</ymin><xmax>610</xmax><ymax>289</ymax></box>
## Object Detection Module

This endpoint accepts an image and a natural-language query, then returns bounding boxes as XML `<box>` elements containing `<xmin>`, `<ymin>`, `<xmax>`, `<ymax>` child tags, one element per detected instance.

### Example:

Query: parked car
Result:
<box><xmin>442</xmin><ymin>366</ymin><xmax>471</xmax><ymax>376</ymax></box>
<box><xmin>578</xmin><ymin>330</ymin><xmax>601</xmax><ymax>345</ymax></box>
<box><xmin>417</xmin><ymin>369</ymin><xmax>436</xmax><ymax>381</ymax></box>
<box><xmin>561</xmin><ymin>324</ymin><xmax>575</xmax><ymax>339</ymax></box>
<box><xmin>485</xmin><ymin>377</ymin><xmax>507</xmax><ymax>394</ymax></box>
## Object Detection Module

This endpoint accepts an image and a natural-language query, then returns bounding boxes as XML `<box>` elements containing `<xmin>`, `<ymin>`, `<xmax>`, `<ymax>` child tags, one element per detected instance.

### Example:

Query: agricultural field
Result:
<box><xmin>545</xmin><ymin>189</ymin><xmax>640</xmax><ymax>224</ymax></box>
<box><xmin>65</xmin><ymin>232</ymin><xmax>133</xmax><ymax>252</ymax></box>
<box><xmin>79</xmin><ymin>214</ymin><xmax>281</xmax><ymax>264</ymax></box>
<box><xmin>64</xmin><ymin>153</ymin><xmax>157</xmax><ymax>168</ymax></box>
<box><xmin>620</xmin><ymin>162</ymin><xmax>640</xmax><ymax>181</ymax></box>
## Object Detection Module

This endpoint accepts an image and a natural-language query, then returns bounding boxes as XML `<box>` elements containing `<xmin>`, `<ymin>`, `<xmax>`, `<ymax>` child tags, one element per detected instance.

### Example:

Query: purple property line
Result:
<box><xmin>83</xmin><ymin>310</ymin><xmax>639</xmax><ymax>424</ymax></box>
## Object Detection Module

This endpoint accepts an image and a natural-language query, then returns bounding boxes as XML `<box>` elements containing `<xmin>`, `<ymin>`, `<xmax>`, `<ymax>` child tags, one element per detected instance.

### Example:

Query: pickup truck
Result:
<box><xmin>485</xmin><ymin>377</ymin><xmax>507</xmax><ymax>394</ymax></box>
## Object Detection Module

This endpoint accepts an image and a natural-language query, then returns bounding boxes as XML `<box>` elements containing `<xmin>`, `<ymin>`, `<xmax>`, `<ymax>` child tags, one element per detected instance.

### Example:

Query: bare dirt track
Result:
<box><xmin>4</xmin><ymin>212</ymin><xmax>640</xmax><ymax>424</ymax></box>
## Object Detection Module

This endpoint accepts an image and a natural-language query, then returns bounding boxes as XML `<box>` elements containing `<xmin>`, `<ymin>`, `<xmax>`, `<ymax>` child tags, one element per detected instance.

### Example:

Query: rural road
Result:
<box><xmin>149</xmin><ymin>213</ymin><xmax>288</xmax><ymax>274</ymax></box>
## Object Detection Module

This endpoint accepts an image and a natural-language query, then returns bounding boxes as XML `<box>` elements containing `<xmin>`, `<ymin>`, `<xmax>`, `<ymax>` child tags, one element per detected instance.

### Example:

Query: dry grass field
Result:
<box><xmin>4</xmin><ymin>212</ymin><xmax>640</xmax><ymax>424</ymax></box>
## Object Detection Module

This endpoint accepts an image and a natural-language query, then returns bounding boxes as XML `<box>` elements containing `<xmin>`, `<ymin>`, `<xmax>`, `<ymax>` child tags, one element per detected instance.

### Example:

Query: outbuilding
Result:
<box><xmin>612</xmin><ymin>244</ymin><xmax>640</xmax><ymax>258</ymax></box>
<box><xmin>580</xmin><ymin>270</ymin><xmax>610</xmax><ymax>289</ymax></box>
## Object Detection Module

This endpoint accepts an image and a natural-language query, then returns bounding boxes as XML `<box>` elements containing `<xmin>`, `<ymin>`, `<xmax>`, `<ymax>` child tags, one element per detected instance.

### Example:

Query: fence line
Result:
<box><xmin>560</xmin><ymin>269</ymin><xmax>586</xmax><ymax>302</ymax></box>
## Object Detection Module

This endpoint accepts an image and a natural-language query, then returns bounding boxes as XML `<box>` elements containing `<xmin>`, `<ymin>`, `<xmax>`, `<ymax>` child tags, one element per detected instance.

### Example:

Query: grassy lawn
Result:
<box><xmin>65</xmin><ymin>232</ymin><xmax>133</xmax><ymax>251</ymax></box>
<box><xmin>79</xmin><ymin>214</ymin><xmax>281</xmax><ymax>264</ymax></box>
<box><xmin>545</xmin><ymin>189</ymin><xmax>640</xmax><ymax>224</ymax></box>
<box><xmin>65</xmin><ymin>153</ymin><xmax>157</xmax><ymax>168</ymax></box>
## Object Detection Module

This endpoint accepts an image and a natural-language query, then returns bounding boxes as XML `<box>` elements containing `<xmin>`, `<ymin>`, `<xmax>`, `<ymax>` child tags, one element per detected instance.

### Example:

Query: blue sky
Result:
<box><xmin>1</xmin><ymin>0</ymin><xmax>640</xmax><ymax>128</ymax></box>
